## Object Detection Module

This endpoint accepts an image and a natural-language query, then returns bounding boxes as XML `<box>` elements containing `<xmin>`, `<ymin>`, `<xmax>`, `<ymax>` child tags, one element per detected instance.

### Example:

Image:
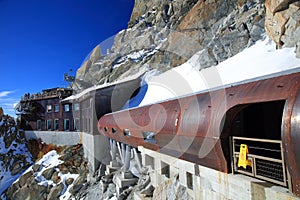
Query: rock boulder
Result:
<box><xmin>265</xmin><ymin>0</ymin><xmax>300</xmax><ymax>57</ymax></box>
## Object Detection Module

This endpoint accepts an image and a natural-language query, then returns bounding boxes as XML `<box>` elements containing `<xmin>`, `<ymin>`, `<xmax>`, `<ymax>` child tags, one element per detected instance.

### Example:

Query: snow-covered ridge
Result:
<box><xmin>139</xmin><ymin>36</ymin><xmax>300</xmax><ymax>106</ymax></box>
<box><xmin>68</xmin><ymin>36</ymin><xmax>300</xmax><ymax>111</ymax></box>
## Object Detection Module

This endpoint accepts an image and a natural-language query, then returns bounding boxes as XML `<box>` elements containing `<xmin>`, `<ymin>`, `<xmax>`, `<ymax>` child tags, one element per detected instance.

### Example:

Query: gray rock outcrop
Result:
<box><xmin>0</xmin><ymin>107</ymin><xmax>3</xmax><ymax>119</ymax></box>
<box><xmin>0</xmin><ymin>115</ymin><xmax>33</xmax><ymax>178</ymax></box>
<box><xmin>153</xmin><ymin>175</ymin><xmax>192</xmax><ymax>200</ymax></box>
<box><xmin>72</xmin><ymin>0</ymin><xmax>290</xmax><ymax>91</ymax></box>
<box><xmin>5</xmin><ymin>145</ymin><xmax>89</xmax><ymax>200</ymax></box>
<box><xmin>265</xmin><ymin>0</ymin><xmax>300</xmax><ymax>57</ymax></box>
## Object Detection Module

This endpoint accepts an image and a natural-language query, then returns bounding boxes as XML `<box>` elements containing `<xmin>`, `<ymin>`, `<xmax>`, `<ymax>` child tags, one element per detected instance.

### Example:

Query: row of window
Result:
<box><xmin>145</xmin><ymin>155</ymin><xmax>193</xmax><ymax>190</ymax></box>
<box><xmin>46</xmin><ymin>104</ymin><xmax>71</xmax><ymax>113</ymax></box>
<box><xmin>36</xmin><ymin>118</ymin><xmax>80</xmax><ymax>131</ymax></box>
<box><xmin>101</xmin><ymin>127</ymin><xmax>156</xmax><ymax>144</ymax></box>
<box><xmin>46</xmin><ymin>103</ymin><xmax>80</xmax><ymax>113</ymax></box>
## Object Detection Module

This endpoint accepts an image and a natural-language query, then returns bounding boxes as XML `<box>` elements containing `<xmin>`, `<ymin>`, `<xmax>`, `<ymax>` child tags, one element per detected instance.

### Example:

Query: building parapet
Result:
<box><xmin>21</xmin><ymin>88</ymin><xmax>73</xmax><ymax>102</ymax></box>
<box><xmin>24</xmin><ymin>131</ymin><xmax>81</xmax><ymax>146</ymax></box>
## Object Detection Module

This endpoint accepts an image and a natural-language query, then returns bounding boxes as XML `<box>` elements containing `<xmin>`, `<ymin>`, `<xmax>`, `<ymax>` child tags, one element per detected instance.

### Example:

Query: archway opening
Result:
<box><xmin>221</xmin><ymin>100</ymin><xmax>288</xmax><ymax>186</ymax></box>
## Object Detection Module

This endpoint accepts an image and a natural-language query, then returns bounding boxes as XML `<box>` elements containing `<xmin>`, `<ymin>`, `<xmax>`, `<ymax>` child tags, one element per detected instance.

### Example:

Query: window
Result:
<box><xmin>161</xmin><ymin>161</ymin><xmax>170</xmax><ymax>178</ymax></box>
<box><xmin>74</xmin><ymin>103</ymin><xmax>80</xmax><ymax>111</ymax></box>
<box><xmin>143</xmin><ymin>131</ymin><xmax>156</xmax><ymax>144</ymax></box>
<box><xmin>64</xmin><ymin>104</ymin><xmax>70</xmax><ymax>112</ymax></box>
<box><xmin>186</xmin><ymin>172</ymin><xmax>193</xmax><ymax>190</ymax></box>
<box><xmin>74</xmin><ymin>118</ymin><xmax>80</xmax><ymax>131</ymax></box>
<box><xmin>88</xmin><ymin>118</ymin><xmax>91</xmax><ymax>133</ymax></box>
<box><xmin>90</xmin><ymin>98</ymin><xmax>93</xmax><ymax>107</ymax></box>
<box><xmin>64</xmin><ymin>119</ymin><xmax>70</xmax><ymax>131</ymax></box>
<box><xmin>37</xmin><ymin>120</ymin><xmax>41</xmax><ymax>130</ymax></box>
<box><xmin>54</xmin><ymin>105</ymin><xmax>59</xmax><ymax>112</ymax></box>
<box><xmin>47</xmin><ymin>120</ymin><xmax>52</xmax><ymax>130</ymax></box>
<box><xmin>54</xmin><ymin>119</ymin><xmax>59</xmax><ymax>130</ymax></box>
<box><xmin>47</xmin><ymin>105</ymin><xmax>52</xmax><ymax>113</ymax></box>
<box><xmin>84</xmin><ymin>118</ymin><xmax>87</xmax><ymax>132</ymax></box>
<box><xmin>123</xmin><ymin>129</ymin><xmax>131</xmax><ymax>137</ymax></box>
<box><xmin>145</xmin><ymin>155</ymin><xmax>154</xmax><ymax>170</ymax></box>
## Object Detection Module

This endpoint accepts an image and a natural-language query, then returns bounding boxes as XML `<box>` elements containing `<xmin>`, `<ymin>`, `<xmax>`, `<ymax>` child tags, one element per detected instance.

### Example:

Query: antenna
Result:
<box><xmin>64</xmin><ymin>69</ymin><xmax>75</xmax><ymax>88</ymax></box>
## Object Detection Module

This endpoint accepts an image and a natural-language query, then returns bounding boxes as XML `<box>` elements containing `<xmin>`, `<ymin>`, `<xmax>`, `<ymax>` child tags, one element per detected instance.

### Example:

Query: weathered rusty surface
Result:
<box><xmin>98</xmin><ymin>71</ymin><xmax>300</xmax><ymax>195</ymax></box>
<box><xmin>289</xmin><ymin>89</ymin><xmax>300</xmax><ymax>197</ymax></box>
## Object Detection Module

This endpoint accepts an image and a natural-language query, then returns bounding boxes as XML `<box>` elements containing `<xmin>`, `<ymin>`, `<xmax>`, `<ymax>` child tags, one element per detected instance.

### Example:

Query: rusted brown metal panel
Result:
<box><xmin>98</xmin><ymin>71</ymin><xmax>300</xmax><ymax>193</ymax></box>
<box><xmin>288</xmin><ymin>89</ymin><xmax>300</xmax><ymax>197</ymax></box>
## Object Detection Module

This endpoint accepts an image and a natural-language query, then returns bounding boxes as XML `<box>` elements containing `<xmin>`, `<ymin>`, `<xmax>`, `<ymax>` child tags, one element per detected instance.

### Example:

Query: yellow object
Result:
<box><xmin>238</xmin><ymin>144</ymin><xmax>252</xmax><ymax>169</ymax></box>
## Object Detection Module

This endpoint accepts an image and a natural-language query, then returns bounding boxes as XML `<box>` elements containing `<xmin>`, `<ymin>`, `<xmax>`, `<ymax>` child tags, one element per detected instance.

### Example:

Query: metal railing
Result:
<box><xmin>232</xmin><ymin>136</ymin><xmax>287</xmax><ymax>187</ymax></box>
<box><xmin>21</xmin><ymin>89</ymin><xmax>72</xmax><ymax>101</ymax></box>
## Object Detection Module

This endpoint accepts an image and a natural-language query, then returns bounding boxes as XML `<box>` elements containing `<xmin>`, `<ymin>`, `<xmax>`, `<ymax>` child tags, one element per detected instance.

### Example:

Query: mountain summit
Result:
<box><xmin>73</xmin><ymin>0</ymin><xmax>300</xmax><ymax>91</ymax></box>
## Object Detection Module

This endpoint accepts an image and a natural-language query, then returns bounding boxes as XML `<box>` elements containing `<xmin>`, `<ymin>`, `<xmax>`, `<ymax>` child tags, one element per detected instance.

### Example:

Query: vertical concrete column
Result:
<box><xmin>116</xmin><ymin>141</ymin><xmax>123</xmax><ymax>163</ymax></box>
<box><xmin>121</xmin><ymin>143</ymin><xmax>126</xmax><ymax>164</ymax></box>
<box><xmin>133</xmin><ymin>148</ymin><xmax>143</xmax><ymax>173</ymax></box>
<box><xmin>111</xmin><ymin>139</ymin><xmax>117</xmax><ymax>161</ymax></box>
<box><xmin>124</xmin><ymin>145</ymin><xmax>132</xmax><ymax>172</ymax></box>
<box><xmin>82</xmin><ymin>132</ymin><xmax>111</xmax><ymax>172</ymax></box>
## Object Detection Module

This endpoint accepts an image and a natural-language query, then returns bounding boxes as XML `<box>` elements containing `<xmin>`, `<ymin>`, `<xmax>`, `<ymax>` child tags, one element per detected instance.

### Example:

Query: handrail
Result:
<box><xmin>232</xmin><ymin>136</ymin><xmax>281</xmax><ymax>143</ymax></box>
<box><xmin>232</xmin><ymin>136</ymin><xmax>287</xmax><ymax>187</ymax></box>
<box><xmin>234</xmin><ymin>144</ymin><xmax>282</xmax><ymax>153</ymax></box>
<box><xmin>21</xmin><ymin>89</ymin><xmax>72</xmax><ymax>101</ymax></box>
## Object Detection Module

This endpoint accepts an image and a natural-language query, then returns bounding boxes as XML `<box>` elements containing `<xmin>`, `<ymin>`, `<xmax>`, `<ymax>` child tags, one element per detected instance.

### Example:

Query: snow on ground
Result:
<box><xmin>59</xmin><ymin>172</ymin><xmax>79</xmax><ymax>200</ymax></box>
<box><xmin>0</xmin><ymin>118</ymin><xmax>33</xmax><ymax>196</ymax></box>
<box><xmin>18</xmin><ymin>150</ymin><xmax>79</xmax><ymax>200</ymax></box>
<box><xmin>139</xmin><ymin>36</ymin><xmax>300</xmax><ymax>106</ymax></box>
<box><xmin>30</xmin><ymin>150</ymin><xmax>63</xmax><ymax>186</ymax></box>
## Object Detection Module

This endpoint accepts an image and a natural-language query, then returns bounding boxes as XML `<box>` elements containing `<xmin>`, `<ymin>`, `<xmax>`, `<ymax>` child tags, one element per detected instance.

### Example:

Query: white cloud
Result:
<box><xmin>13</xmin><ymin>102</ymin><xmax>19</xmax><ymax>108</ymax></box>
<box><xmin>0</xmin><ymin>90</ymin><xmax>18</xmax><ymax>117</ymax></box>
<box><xmin>0</xmin><ymin>91</ymin><xmax>13</xmax><ymax>98</ymax></box>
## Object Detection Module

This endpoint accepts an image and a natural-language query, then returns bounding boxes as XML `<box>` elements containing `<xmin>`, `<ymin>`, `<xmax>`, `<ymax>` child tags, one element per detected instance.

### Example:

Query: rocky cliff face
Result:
<box><xmin>0</xmin><ymin>115</ymin><xmax>33</xmax><ymax>197</ymax></box>
<box><xmin>73</xmin><ymin>0</ymin><xmax>199</xmax><ymax>90</ymax></box>
<box><xmin>4</xmin><ymin>145</ymin><xmax>88</xmax><ymax>200</ymax></box>
<box><xmin>265</xmin><ymin>0</ymin><xmax>300</xmax><ymax>52</ymax></box>
<box><xmin>73</xmin><ymin>0</ymin><xmax>300</xmax><ymax>91</ymax></box>
<box><xmin>0</xmin><ymin>107</ymin><xmax>3</xmax><ymax>119</ymax></box>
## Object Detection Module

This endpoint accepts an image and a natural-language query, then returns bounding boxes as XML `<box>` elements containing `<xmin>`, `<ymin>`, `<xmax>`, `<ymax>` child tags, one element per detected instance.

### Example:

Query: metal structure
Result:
<box><xmin>64</xmin><ymin>74</ymin><xmax>143</xmax><ymax>135</ymax></box>
<box><xmin>16</xmin><ymin>88</ymin><xmax>74</xmax><ymax>131</ymax></box>
<box><xmin>98</xmin><ymin>70</ymin><xmax>300</xmax><ymax>197</ymax></box>
<box><xmin>232</xmin><ymin>136</ymin><xmax>287</xmax><ymax>186</ymax></box>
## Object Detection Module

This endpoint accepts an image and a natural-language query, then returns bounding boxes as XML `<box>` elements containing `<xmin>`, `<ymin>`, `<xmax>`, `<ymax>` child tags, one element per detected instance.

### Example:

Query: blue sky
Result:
<box><xmin>0</xmin><ymin>0</ymin><xmax>134</xmax><ymax>117</ymax></box>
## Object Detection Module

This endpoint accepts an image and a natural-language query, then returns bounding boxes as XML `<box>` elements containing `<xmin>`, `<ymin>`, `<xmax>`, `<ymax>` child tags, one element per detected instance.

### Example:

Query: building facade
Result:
<box><xmin>17</xmin><ymin>88</ymin><xmax>75</xmax><ymax>132</ymax></box>
<box><xmin>63</xmin><ymin>75</ymin><xmax>143</xmax><ymax>171</ymax></box>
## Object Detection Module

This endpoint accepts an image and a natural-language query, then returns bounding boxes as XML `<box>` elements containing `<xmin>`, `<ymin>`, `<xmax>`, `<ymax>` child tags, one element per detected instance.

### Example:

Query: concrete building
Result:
<box><xmin>63</xmin><ymin>75</ymin><xmax>143</xmax><ymax>171</ymax></box>
<box><xmin>17</xmin><ymin>87</ymin><xmax>74</xmax><ymax>132</ymax></box>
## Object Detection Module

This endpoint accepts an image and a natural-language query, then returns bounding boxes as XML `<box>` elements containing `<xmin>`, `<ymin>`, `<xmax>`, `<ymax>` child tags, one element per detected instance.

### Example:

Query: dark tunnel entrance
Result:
<box><xmin>229</xmin><ymin>100</ymin><xmax>285</xmax><ymax>140</ymax></box>
<box><xmin>221</xmin><ymin>100</ymin><xmax>288</xmax><ymax>186</ymax></box>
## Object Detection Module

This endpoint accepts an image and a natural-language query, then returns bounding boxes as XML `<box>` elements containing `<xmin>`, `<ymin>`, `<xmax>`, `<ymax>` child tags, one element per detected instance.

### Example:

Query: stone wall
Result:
<box><xmin>138</xmin><ymin>146</ymin><xmax>300</xmax><ymax>200</ymax></box>
<box><xmin>24</xmin><ymin>131</ymin><xmax>82</xmax><ymax>146</ymax></box>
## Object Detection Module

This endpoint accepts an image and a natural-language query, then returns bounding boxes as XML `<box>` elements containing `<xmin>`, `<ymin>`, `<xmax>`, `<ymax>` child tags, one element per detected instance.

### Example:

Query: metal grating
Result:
<box><xmin>256</xmin><ymin>158</ymin><xmax>284</xmax><ymax>182</ymax></box>
<box><xmin>232</xmin><ymin>136</ymin><xmax>287</xmax><ymax>187</ymax></box>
